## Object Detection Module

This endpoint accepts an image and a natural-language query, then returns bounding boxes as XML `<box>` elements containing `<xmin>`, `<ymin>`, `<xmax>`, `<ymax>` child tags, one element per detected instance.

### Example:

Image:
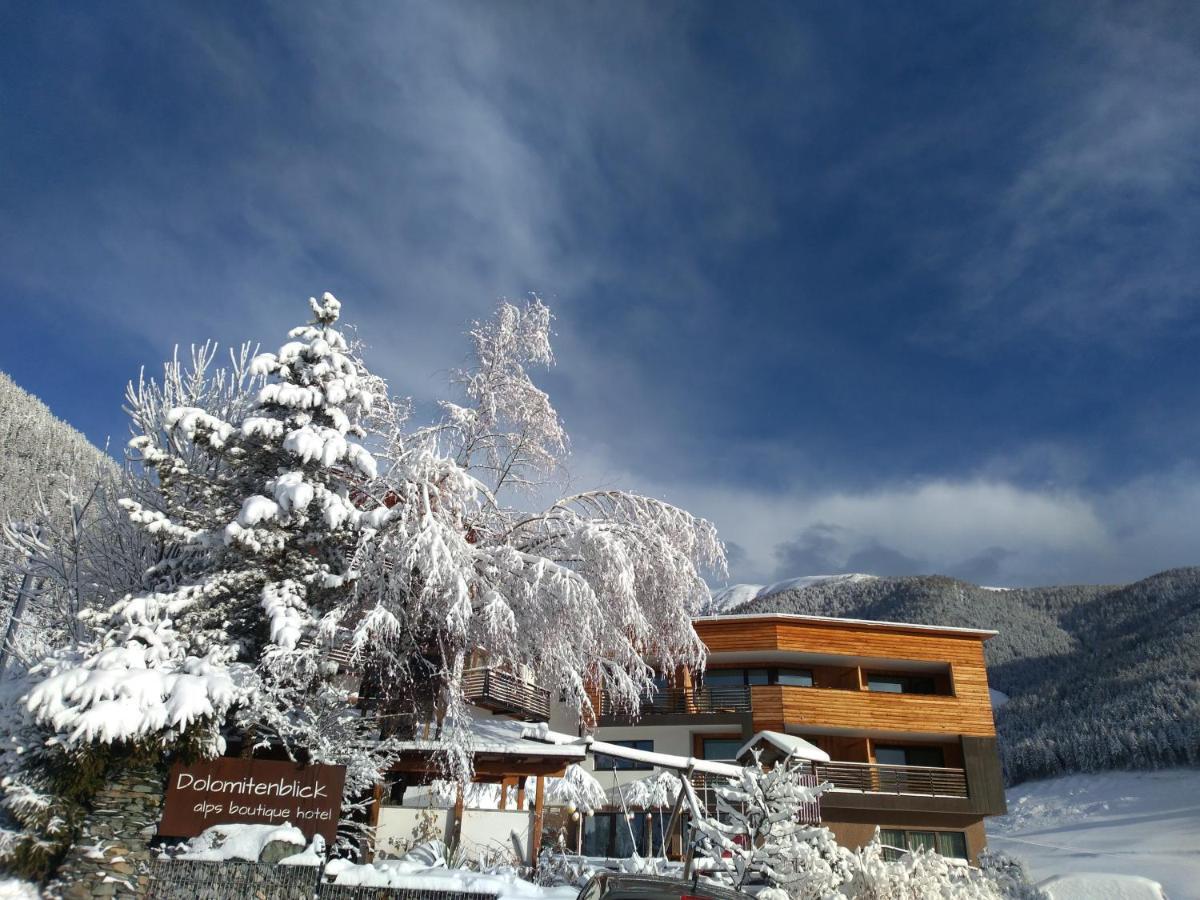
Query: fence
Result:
<box><xmin>146</xmin><ymin>859</ymin><xmax>320</xmax><ymax>899</ymax></box>
<box><xmin>146</xmin><ymin>859</ymin><xmax>500</xmax><ymax>900</ymax></box>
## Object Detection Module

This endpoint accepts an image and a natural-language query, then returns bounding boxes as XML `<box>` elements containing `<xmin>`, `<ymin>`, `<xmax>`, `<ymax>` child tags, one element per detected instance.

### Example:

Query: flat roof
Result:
<box><xmin>692</xmin><ymin>612</ymin><xmax>998</xmax><ymax>639</ymax></box>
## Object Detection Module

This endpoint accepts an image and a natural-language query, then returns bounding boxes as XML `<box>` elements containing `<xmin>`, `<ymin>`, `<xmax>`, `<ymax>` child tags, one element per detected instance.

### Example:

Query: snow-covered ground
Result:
<box><xmin>990</xmin><ymin>769</ymin><xmax>1200</xmax><ymax>899</ymax></box>
<box><xmin>0</xmin><ymin>880</ymin><xmax>38</xmax><ymax>900</ymax></box>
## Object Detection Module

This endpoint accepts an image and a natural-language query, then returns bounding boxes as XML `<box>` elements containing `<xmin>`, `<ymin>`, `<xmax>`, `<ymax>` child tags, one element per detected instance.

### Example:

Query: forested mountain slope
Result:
<box><xmin>0</xmin><ymin>370</ymin><xmax>117</xmax><ymax>583</ymax></box>
<box><xmin>727</xmin><ymin>569</ymin><xmax>1200</xmax><ymax>785</ymax></box>
<box><xmin>0</xmin><ymin>371</ymin><xmax>115</xmax><ymax>518</ymax></box>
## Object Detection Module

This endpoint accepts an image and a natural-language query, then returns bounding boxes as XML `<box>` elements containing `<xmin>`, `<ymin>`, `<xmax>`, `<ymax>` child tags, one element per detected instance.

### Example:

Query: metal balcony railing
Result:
<box><xmin>600</xmin><ymin>685</ymin><xmax>752</xmax><ymax>718</ymax></box>
<box><xmin>689</xmin><ymin>770</ymin><xmax>822</xmax><ymax>824</ymax></box>
<box><xmin>810</xmin><ymin>760</ymin><xmax>969</xmax><ymax>798</ymax></box>
<box><xmin>463</xmin><ymin>667</ymin><xmax>551</xmax><ymax>722</ymax></box>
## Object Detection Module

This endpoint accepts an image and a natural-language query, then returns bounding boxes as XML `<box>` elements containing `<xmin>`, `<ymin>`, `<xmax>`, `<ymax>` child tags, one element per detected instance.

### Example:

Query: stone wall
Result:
<box><xmin>50</xmin><ymin>762</ymin><xmax>165</xmax><ymax>899</ymax></box>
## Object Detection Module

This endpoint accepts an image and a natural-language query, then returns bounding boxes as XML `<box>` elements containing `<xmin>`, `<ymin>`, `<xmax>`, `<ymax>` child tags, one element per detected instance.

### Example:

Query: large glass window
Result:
<box><xmin>874</xmin><ymin>745</ymin><xmax>946</xmax><ymax>768</ymax></box>
<box><xmin>581</xmin><ymin>812</ymin><xmax>667</xmax><ymax>858</ymax></box>
<box><xmin>700</xmin><ymin>737</ymin><xmax>744</xmax><ymax>760</ymax></box>
<box><xmin>703</xmin><ymin>667</ymin><xmax>814</xmax><ymax>687</ymax></box>
<box><xmin>703</xmin><ymin>669</ymin><xmax>745</xmax><ymax>686</ymax></box>
<box><xmin>776</xmin><ymin>668</ymin><xmax>814</xmax><ymax>687</ymax></box>
<box><xmin>879</xmin><ymin>829</ymin><xmax>907</xmax><ymax>861</ymax></box>
<box><xmin>594</xmin><ymin>739</ymin><xmax>654</xmax><ymax>771</ymax></box>
<box><xmin>867</xmin><ymin>673</ymin><xmax>938</xmax><ymax>694</ymax></box>
<box><xmin>878</xmin><ymin>828</ymin><xmax>967</xmax><ymax>861</ymax></box>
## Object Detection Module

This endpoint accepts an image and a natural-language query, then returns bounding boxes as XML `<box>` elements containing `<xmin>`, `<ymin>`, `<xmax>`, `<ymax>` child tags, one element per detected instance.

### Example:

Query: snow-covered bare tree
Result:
<box><xmin>684</xmin><ymin>754</ymin><xmax>850</xmax><ymax>896</ymax></box>
<box><xmin>338</xmin><ymin>297</ymin><xmax>726</xmax><ymax>775</ymax></box>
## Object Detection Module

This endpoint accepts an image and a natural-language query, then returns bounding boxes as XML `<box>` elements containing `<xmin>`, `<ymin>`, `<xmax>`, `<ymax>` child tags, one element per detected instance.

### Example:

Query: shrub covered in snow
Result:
<box><xmin>685</xmin><ymin>756</ymin><xmax>1034</xmax><ymax>900</ymax></box>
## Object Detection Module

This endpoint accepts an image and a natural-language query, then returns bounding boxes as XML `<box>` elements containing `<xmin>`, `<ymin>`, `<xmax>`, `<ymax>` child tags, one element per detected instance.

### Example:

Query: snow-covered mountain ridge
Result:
<box><xmin>710</xmin><ymin>568</ymin><xmax>1200</xmax><ymax>787</ymax></box>
<box><xmin>704</xmin><ymin>574</ymin><xmax>877</xmax><ymax>614</ymax></box>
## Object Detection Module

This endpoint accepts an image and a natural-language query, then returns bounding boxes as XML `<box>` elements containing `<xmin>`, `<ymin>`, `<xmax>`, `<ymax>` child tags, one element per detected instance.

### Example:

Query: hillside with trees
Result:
<box><xmin>728</xmin><ymin>570</ymin><xmax>1200</xmax><ymax>784</ymax></box>
<box><xmin>0</xmin><ymin>370</ymin><xmax>117</xmax><ymax>534</ymax></box>
<box><xmin>0</xmin><ymin>370</ymin><xmax>119</xmax><ymax>665</ymax></box>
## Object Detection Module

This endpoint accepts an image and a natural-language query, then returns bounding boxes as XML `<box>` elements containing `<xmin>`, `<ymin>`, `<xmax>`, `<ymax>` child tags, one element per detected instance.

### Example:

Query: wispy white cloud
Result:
<box><xmin>566</xmin><ymin>437</ymin><xmax>1200</xmax><ymax>587</ymax></box>
<box><xmin>940</xmin><ymin>5</ymin><xmax>1200</xmax><ymax>348</ymax></box>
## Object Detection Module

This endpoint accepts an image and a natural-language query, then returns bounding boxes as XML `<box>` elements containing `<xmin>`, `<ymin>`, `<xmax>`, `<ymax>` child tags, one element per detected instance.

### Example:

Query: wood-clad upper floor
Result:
<box><xmin>691</xmin><ymin>614</ymin><xmax>999</xmax><ymax>738</ymax></box>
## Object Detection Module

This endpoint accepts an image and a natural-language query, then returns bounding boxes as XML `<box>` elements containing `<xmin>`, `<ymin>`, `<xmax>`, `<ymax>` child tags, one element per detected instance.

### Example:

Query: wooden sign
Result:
<box><xmin>159</xmin><ymin>757</ymin><xmax>347</xmax><ymax>843</ymax></box>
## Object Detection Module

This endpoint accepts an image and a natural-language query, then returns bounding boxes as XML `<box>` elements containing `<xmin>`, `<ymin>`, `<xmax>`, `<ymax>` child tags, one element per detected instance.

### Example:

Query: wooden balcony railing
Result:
<box><xmin>600</xmin><ymin>685</ymin><xmax>752</xmax><ymax>718</ymax></box>
<box><xmin>463</xmin><ymin>667</ymin><xmax>551</xmax><ymax>722</ymax></box>
<box><xmin>810</xmin><ymin>761</ymin><xmax>969</xmax><ymax>798</ymax></box>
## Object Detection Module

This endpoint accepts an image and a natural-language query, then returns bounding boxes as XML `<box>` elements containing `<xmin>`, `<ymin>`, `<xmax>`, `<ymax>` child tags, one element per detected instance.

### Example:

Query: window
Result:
<box><xmin>936</xmin><ymin>831</ymin><xmax>968</xmax><ymax>859</ymax></box>
<box><xmin>879</xmin><ymin>828</ymin><xmax>907</xmax><ymax>861</ymax></box>
<box><xmin>867</xmin><ymin>673</ymin><xmax>938</xmax><ymax>694</ymax></box>
<box><xmin>700</xmin><ymin>737</ymin><xmax>743</xmax><ymax>760</ymax></box>
<box><xmin>703</xmin><ymin>669</ymin><xmax>744</xmax><ymax>686</ymax></box>
<box><xmin>878</xmin><ymin>828</ymin><xmax>967</xmax><ymax>861</ymax></box>
<box><xmin>776</xmin><ymin>668</ymin><xmax>814</xmax><ymax>687</ymax></box>
<box><xmin>581</xmin><ymin>811</ymin><xmax>667</xmax><ymax>858</ymax></box>
<box><xmin>703</xmin><ymin>667</ymin><xmax>814</xmax><ymax>688</ymax></box>
<box><xmin>874</xmin><ymin>745</ymin><xmax>946</xmax><ymax>768</ymax></box>
<box><xmin>594</xmin><ymin>739</ymin><xmax>654</xmax><ymax>771</ymax></box>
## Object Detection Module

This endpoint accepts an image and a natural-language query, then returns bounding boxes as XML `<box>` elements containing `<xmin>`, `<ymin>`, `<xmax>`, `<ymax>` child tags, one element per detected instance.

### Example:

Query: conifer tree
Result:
<box><xmin>19</xmin><ymin>295</ymin><xmax>398</xmax><ymax>765</ymax></box>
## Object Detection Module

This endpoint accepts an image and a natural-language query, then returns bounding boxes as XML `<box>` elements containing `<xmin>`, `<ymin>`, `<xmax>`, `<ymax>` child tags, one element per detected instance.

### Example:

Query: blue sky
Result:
<box><xmin>3</xmin><ymin>1</ymin><xmax>1200</xmax><ymax>587</ymax></box>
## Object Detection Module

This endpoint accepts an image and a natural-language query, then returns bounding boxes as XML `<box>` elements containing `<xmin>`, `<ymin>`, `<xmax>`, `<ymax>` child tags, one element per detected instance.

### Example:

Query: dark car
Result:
<box><xmin>576</xmin><ymin>873</ymin><xmax>757</xmax><ymax>900</ymax></box>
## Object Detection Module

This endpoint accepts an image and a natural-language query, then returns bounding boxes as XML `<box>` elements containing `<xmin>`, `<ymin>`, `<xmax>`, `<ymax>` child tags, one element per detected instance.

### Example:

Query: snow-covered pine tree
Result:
<box><xmin>25</xmin><ymin>293</ymin><xmax>389</xmax><ymax>754</ymax></box>
<box><xmin>0</xmin><ymin>345</ymin><xmax>267</xmax><ymax>878</ymax></box>
<box><xmin>8</xmin><ymin>296</ymin><xmax>406</xmax><ymax>867</ymax></box>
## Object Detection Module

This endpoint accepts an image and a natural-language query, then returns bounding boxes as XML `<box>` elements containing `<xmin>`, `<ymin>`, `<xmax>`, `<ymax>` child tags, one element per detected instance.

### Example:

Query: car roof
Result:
<box><xmin>591</xmin><ymin>873</ymin><xmax>753</xmax><ymax>900</ymax></box>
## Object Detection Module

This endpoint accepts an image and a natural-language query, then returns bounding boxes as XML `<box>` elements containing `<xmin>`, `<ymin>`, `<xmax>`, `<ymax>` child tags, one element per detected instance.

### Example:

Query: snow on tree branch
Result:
<box><xmin>14</xmin><ymin>292</ymin><xmax>726</xmax><ymax>808</ymax></box>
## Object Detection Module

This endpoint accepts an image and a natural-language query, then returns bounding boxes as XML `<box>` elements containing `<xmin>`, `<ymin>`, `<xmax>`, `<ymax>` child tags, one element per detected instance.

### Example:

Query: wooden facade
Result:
<box><xmin>592</xmin><ymin>613</ymin><xmax>1007</xmax><ymax>863</ymax></box>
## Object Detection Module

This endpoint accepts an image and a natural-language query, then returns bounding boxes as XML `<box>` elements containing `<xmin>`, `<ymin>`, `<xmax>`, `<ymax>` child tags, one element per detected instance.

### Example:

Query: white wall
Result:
<box><xmin>377</xmin><ymin>805</ymin><xmax>540</xmax><ymax>865</ymax></box>
<box><xmin>459</xmin><ymin>809</ymin><xmax>534</xmax><ymax>865</ymax></box>
<box><xmin>587</xmin><ymin>724</ymin><xmax>696</xmax><ymax>789</ymax></box>
<box><xmin>376</xmin><ymin>806</ymin><xmax>452</xmax><ymax>859</ymax></box>
<box><xmin>548</xmin><ymin>695</ymin><xmax>580</xmax><ymax>735</ymax></box>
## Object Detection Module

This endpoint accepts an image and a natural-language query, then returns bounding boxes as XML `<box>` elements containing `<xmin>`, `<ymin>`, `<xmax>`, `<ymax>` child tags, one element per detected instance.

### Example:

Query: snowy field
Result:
<box><xmin>990</xmin><ymin>769</ymin><xmax>1200</xmax><ymax>899</ymax></box>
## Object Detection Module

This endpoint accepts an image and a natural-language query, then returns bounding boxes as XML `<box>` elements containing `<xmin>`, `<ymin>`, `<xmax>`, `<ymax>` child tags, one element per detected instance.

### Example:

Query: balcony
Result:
<box><xmin>463</xmin><ymin>667</ymin><xmax>550</xmax><ymax>722</ymax></box>
<box><xmin>809</xmin><ymin>760</ymin><xmax>968</xmax><ymax>798</ymax></box>
<box><xmin>689</xmin><ymin>770</ymin><xmax>822</xmax><ymax>823</ymax></box>
<box><xmin>600</xmin><ymin>685</ymin><xmax>752</xmax><ymax>719</ymax></box>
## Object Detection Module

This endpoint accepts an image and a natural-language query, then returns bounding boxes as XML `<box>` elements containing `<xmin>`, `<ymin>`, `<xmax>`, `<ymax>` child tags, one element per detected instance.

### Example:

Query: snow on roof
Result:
<box><xmin>737</xmin><ymin>730</ymin><xmax>830</xmax><ymax>764</ymax></box>
<box><xmin>392</xmin><ymin>718</ymin><xmax>587</xmax><ymax>759</ymax></box>
<box><xmin>693</xmin><ymin>611</ymin><xmax>998</xmax><ymax>638</ymax></box>
<box><xmin>585</xmin><ymin>737</ymin><xmax>742</xmax><ymax>778</ymax></box>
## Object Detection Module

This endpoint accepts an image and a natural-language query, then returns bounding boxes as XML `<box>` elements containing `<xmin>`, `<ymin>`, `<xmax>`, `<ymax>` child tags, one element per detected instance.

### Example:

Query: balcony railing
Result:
<box><xmin>463</xmin><ymin>667</ymin><xmax>550</xmax><ymax>722</ymax></box>
<box><xmin>600</xmin><ymin>685</ymin><xmax>752</xmax><ymax>718</ymax></box>
<box><xmin>689</xmin><ymin>770</ymin><xmax>821</xmax><ymax>824</ymax></box>
<box><xmin>810</xmin><ymin>761</ymin><xmax>968</xmax><ymax>798</ymax></box>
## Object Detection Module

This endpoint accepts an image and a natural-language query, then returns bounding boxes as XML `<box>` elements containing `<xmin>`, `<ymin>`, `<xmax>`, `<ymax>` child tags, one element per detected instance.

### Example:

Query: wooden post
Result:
<box><xmin>366</xmin><ymin>782</ymin><xmax>384</xmax><ymax>862</ymax></box>
<box><xmin>530</xmin><ymin>775</ymin><xmax>546</xmax><ymax>867</ymax></box>
<box><xmin>517</xmin><ymin>777</ymin><xmax>526</xmax><ymax>811</ymax></box>
<box><xmin>451</xmin><ymin>782</ymin><xmax>465</xmax><ymax>847</ymax></box>
<box><xmin>662</xmin><ymin>766</ymin><xmax>691</xmax><ymax>859</ymax></box>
